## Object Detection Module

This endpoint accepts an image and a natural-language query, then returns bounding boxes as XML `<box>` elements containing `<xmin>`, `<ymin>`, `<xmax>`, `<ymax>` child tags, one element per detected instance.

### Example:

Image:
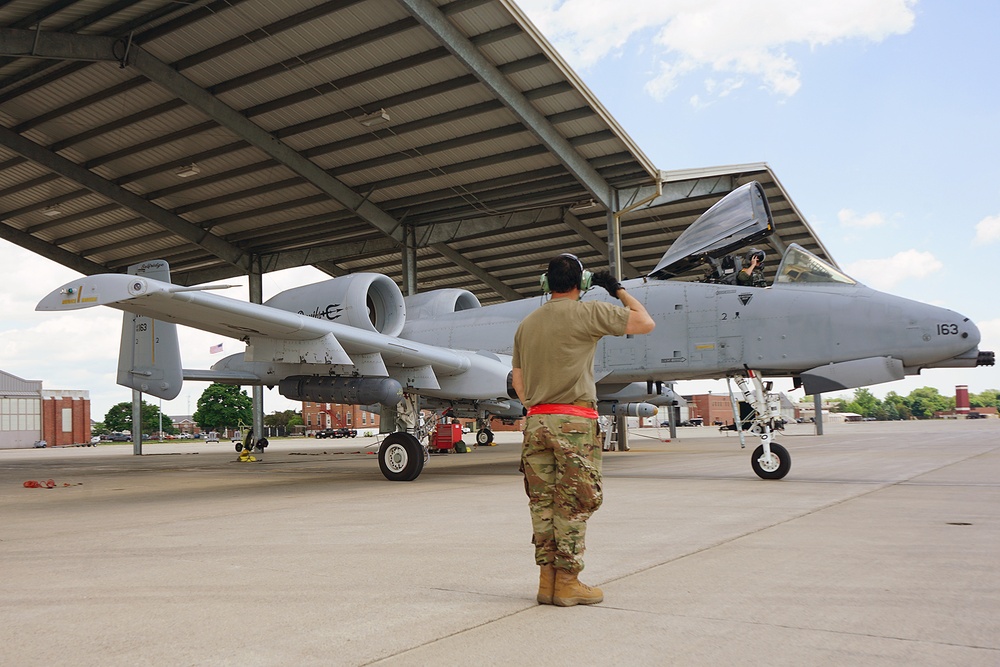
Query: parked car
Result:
<box><xmin>316</xmin><ymin>428</ymin><xmax>357</xmax><ymax>438</ymax></box>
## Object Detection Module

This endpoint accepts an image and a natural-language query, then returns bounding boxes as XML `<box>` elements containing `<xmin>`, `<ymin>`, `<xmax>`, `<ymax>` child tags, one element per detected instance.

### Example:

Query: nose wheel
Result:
<box><xmin>752</xmin><ymin>442</ymin><xmax>790</xmax><ymax>480</ymax></box>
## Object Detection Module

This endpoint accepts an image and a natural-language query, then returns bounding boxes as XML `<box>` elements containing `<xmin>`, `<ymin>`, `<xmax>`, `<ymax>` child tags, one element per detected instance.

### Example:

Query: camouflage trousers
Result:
<box><xmin>520</xmin><ymin>413</ymin><xmax>603</xmax><ymax>574</ymax></box>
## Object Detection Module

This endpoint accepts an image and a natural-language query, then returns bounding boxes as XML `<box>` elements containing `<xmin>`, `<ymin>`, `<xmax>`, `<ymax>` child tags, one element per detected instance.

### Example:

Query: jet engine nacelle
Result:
<box><xmin>264</xmin><ymin>273</ymin><xmax>406</xmax><ymax>337</ymax></box>
<box><xmin>403</xmin><ymin>289</ymin><xmax>481</xmax><ymax>320</ymax></box>
<box><xmin>279</xmin><ymin>376</ymin><xmax>404</xmax><ymax>406</ymax></box>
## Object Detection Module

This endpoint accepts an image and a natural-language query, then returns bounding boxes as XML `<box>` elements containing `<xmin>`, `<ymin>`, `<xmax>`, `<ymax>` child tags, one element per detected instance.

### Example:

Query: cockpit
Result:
<box><xmin>648</xmin><ymin>181</ymin><xmax>855</xmax><ymax>288</ymax></box>
<box><xmin>774</xmin><ymin>245</ymin><xmax>856</xmax><ymax>285</ymax></box>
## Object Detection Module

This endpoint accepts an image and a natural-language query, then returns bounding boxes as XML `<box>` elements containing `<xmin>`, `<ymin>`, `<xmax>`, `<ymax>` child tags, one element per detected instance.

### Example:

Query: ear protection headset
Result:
<box><xmin>540</xmin><ymin>253</ymin><xmax>593</xmax><ymax>293</ymax></box>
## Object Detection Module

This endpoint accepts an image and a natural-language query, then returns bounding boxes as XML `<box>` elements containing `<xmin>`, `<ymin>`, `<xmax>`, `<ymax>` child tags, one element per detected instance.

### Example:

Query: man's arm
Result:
<box><xmin>590</xmin><ymin>270</ymin><xmax>655</xmax><ymax>335</ymax></box>
<box><xmin>618</xmin><ymin>288</ymin><xmax>655</xmax><ymax>334</ymax></box>
<box><xmin>512</xmin><ymin>367</ymin><xmax>526</xmax><ymax>403</ymax></box>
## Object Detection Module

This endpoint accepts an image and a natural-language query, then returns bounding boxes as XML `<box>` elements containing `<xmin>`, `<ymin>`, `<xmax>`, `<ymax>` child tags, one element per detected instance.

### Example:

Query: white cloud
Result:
<box><xmin>843</xmin><ymin>249</ymin><xmax>943</xmax><ymax>291</ymax></box>
<box><xmin>978</xmin><ymin>318</ymin><xmax>1000</xmax><ymax>352</ymax></box>
<box><xmin>838</xmin><ymin>208</ymin><xmax>888</xmax><ymax>228</ymax></box>
<box><xmin>974</xmin><ymin>214</ymin><xmax>1000</xmax><ymax>244</ymax></box>
<box><xmin>519</xmin><ymin>0</ymin><xmax>916</xmax><ymax>100</ymax></box>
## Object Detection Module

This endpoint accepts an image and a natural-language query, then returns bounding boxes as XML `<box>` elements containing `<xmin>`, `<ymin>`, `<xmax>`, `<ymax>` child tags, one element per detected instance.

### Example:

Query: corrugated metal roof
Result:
<box><xmin>0</xmin><ymin>0</ymin><xmax>827</xmax><ymax>304</ymax></box>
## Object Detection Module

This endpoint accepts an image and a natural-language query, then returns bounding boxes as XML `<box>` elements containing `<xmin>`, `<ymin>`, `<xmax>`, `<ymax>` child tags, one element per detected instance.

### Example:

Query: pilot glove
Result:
<box><xmin>591</xmin><ymin>270</ymin><xmax>622</xmax><ymax>298</ymax></box>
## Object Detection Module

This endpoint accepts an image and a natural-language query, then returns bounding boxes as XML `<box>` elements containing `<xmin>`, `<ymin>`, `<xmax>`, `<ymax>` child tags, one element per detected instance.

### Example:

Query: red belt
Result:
<box><xmin>527</xmin><ymin>404</ymin><xmax>599</xmax><ymax>419</ymax></box>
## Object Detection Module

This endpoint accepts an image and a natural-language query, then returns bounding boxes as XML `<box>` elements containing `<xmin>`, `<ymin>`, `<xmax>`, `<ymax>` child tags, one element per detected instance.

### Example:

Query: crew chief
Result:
<box><xmin>511</xmin><ymin>254</ymin><xmax>655</xmax><ymax>607</ymax></box>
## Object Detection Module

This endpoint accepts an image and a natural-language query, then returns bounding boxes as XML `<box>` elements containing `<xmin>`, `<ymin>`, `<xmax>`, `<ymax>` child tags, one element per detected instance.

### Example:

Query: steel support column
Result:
<box><xmin>814</xmin><ymin>393</ymin><xmax>824</xmax><ymax>436</ymax></box>
<box><xmin>132</xmin><ymin>389</ymin><xmax>142</xmax><ymax>456</ymax></box>
<box><xmin>401</xmin><ymin>225</ymin><xmax>417</xmax><ymax>296</ymax></box>
<box><xmin>248</xmin><ymin>265</ymin><xmax>264</xmax><ymax>447</ymax></box>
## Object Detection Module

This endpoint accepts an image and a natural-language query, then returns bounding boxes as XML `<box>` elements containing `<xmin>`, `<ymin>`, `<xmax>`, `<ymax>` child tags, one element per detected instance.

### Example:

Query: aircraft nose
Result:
<box><xmin>917</xmin><ymin>309</ymin><xmax>994</xmax><ymax>369</ymax></box>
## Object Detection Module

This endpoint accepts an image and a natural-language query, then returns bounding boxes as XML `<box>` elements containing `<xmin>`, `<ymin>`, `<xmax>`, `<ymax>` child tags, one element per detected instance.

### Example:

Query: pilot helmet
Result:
<box><xmin>746</xmin><ymin>248</ymin><xmax>765</xmax><ymax>265</ymax></box>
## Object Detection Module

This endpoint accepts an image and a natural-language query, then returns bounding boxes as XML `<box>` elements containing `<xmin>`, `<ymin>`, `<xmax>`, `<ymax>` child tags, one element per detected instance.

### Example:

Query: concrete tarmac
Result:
<box><xmin>1</xmin><ymin>420</ymin><xmax>998</xmax><ymax>666</ymax></box>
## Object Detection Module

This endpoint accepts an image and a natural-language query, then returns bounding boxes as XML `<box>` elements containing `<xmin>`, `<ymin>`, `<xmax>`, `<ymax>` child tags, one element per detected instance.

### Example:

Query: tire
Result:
<box><xmin>752</xmin><ymin>442</ymin><xmax>791</xmax><ymax>480</ymax></box>
<box><xmin>378</xmin><ymin>433</ymin><xmax>425</xmax><ymax>481</ymax></box>
<box><xmin>476</xmin><ymin>429</ymin><xmax>494</xmax><ymax>446</ymax></box>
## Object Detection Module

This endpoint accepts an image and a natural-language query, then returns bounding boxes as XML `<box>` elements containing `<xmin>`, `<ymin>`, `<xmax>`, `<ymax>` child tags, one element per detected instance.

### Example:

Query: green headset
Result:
<box><xmin>540</xmin><ymin>253</ymin><xmax>593</xmax><ymax>293</ymax></box>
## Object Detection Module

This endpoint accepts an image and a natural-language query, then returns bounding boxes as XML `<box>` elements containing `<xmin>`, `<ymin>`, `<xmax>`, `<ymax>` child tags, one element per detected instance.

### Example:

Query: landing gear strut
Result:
<box><xmin>726</xmin><ymin>370</ymin><xmax>791</xmax><ymax>480</ymax></box>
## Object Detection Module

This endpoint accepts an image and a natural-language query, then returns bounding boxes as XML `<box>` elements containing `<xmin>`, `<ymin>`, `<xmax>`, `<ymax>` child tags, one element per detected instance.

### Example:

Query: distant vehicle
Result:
<box><xmin>205</xmin><ymin>432</ymin><xmax>220</xmax><ymax>443</ymax></box>
<box><xmin>108</xmin><ymin>433</ymin><xmax>130</xmax><ymax>442</ymax></box>
<box><xmin>316</xmin><ymin>427</ymin><xmax>357</xmax><ymax>438</ymax></box>
<box><xmin>966</xmin><ymin>412</ymin><xmax>987</xmax><ymax>419</ymax></box>
<box><xmin>33</xmin><ymin>439</ymin><xmax>47</xmax><ymax>448</ymax></box>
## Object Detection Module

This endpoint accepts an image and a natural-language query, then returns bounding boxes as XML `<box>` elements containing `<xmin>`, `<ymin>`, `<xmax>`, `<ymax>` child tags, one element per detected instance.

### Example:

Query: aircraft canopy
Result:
<box><xmin>775</xmin><ymin>244</ymin><xmax>857</xmax><ymax>286</ymax></box>
<box><xmin>648</xmin><ymin>181</ymin><xmax>774</xmax><ymax>279</ymax></box>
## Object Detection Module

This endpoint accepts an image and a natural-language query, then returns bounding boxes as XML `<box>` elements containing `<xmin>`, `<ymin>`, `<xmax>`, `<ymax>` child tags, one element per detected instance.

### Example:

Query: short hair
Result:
<box><xmin>546</xmin><ymin>254</ymin><xmax>583</xmax><ymax>293</ymax></box>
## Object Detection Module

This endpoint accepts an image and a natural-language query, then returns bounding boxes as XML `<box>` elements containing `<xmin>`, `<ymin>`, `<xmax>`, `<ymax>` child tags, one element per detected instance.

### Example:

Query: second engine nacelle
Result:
<box><xmin>403</xmin><ymin>289</ymin><xmax>481</xmax><ymax>320</ymax></box>
<box><xmin>264</xmin><ymin>273</ymin><xmax>406</xmax><ymax>337</ymax></box>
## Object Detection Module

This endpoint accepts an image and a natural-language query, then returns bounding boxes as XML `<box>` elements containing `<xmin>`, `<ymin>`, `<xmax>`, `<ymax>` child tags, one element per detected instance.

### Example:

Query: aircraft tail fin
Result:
<box><xmin>116</xmin><ymin>261</ymin><xmax>183</xmax><ymax>400</ymax></box>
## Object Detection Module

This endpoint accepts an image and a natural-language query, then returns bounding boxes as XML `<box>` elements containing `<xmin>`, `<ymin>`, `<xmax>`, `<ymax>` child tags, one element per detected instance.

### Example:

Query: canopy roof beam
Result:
<box><xmin>398</xmin><ymin>0</ymin><xmax>614</xmax><ymax>211</ymax></box>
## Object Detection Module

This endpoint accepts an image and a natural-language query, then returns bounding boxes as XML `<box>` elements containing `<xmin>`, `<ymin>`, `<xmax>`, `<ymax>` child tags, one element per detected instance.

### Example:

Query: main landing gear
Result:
<box><xmin>377</xmin><ymin>432</ymin><xmax>425</xmax><ymax>482</ymax></box>
<box><xmin>376</xmin><ymin>393</ymin><xmax>430</xmax><ymax>482</ymax></box>
<box><xmin>725</xmin><ymin>370</ymin><xmax>791</xmax><ymax>480</ymax></box>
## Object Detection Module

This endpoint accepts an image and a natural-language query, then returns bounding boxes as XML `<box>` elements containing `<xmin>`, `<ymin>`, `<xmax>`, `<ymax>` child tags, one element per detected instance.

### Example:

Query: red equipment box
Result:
<box><xmin>433</xmin><ymin>423</ymin><xmax>463</xmax><ymax>451</ymax></box>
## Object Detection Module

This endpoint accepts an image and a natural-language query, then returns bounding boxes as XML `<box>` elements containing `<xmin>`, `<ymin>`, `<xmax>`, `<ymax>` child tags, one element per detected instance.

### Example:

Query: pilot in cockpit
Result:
<box><xmin>736</xmin><ymin>248</ymin><xmax>767</xmax><ymax>287</ymax></box>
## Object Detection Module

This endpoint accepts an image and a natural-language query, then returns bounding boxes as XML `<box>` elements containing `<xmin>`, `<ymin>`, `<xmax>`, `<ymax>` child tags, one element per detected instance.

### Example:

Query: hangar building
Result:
<box><xmin>0</xmin><ymin>370</ymin><xmax>91</xmax><ymax>448</ymax></box>
<box><xmin>0</xmin><ymin>1</ymin><xmax>831</xmax><ymax>443</ymax></box>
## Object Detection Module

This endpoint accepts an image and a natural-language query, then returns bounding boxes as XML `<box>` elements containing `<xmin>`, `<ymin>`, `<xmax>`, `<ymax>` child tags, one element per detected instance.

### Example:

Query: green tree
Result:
<box><xmin>193</xmin><ymin>383</ymin><xmax>253</xmax><ymax>431</ymax></box>
<box><xmin>264</xmin><ymin>409</ymin><xmax>302</xmax><ymax>431</ymax></box>
<box><xmin>969</xmin><ymin>390</ymin><xmax>1000</xmax><ymax>409</ymax></box>
<box><xmin>852</xmin><ymin>388</ymin><xmax>880</xmax><ymax>417</ymax></box>
<box><xmin>103</xmin><ymin>401</ymin><xmax>177</xmax><ymax>435</ymax></box>
<box><xmin>883</xmin><ymin>392</ymin><xmax>911</xmax><ymax>420</ymax></box>
<box><xmin>905</xmin><ymin>387</ymin><xmax>953</xmax><ymax>419</ymax></box>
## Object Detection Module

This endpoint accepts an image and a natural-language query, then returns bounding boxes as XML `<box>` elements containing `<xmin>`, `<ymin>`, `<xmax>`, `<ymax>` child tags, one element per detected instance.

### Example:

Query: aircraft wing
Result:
<box><xmin>36</xmin><ymin>273</ymin><xmax>484</xmax><ymax>378</ymax></box>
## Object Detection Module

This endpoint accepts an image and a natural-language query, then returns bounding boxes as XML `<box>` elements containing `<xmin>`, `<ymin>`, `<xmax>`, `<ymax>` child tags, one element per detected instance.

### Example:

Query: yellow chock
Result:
<box><xmin>238</xmin><ymin>449</ymin><xmax>257</xmax><ymax>462</ymax></box>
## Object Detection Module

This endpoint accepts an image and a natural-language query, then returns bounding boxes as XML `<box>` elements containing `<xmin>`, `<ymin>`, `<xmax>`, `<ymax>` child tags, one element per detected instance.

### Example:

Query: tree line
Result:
<box><xmin>94</xmin><ymin>383</ymin><xmax>303</xmax><ymax>435</ymax></box>
<box><xmin>822</xmin><ymin>387</ymin><xmax>999</xmax><ymax>420</ymax></box>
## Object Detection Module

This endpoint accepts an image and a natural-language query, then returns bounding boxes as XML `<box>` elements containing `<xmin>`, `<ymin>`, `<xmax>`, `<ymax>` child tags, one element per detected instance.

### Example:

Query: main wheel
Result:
<box><xmin>378</xmin><ymin>433</ymin><xmax>425</xmax><ymax>481</ymax></box>
<box><xmin>752</xmin><ymin>442</ymin><xmax>790</xmax><ymax>480</ymax></box>
<box><xmin>476</xmin><ymin>429</ymin><xmax>494</xmax><ymax>446</ymax></box>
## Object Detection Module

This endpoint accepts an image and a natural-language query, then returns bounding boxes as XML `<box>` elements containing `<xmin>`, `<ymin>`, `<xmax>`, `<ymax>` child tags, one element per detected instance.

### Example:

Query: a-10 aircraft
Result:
<box><xmin>37</xmin><ymin>182</ymin><xmax>993</xmax><ymax>481</ymax></box>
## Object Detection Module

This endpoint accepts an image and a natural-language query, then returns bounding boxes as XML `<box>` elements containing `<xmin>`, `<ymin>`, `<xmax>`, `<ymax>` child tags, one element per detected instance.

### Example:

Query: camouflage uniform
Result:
<box><xmin>521</xmin><ymin>413</ymin><xmax>602</xmax><ymax>573</ymax></box>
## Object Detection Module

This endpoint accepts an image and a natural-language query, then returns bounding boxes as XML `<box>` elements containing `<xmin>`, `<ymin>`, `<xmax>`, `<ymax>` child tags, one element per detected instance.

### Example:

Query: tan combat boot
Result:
<box><xmin>552</xmin><ymin>569</ymin><xmax>603</xmax><ymax>607</ymax></box>
<box><xmin>537</xmin><ymin>565</ymin><xmax>556</xmax><ymax>604</ymax></box>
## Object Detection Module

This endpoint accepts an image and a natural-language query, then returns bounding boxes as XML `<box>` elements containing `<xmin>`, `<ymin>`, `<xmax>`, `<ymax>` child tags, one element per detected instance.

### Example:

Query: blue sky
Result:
<box><xmin>518</xmin><ymin>0</ymin><xmax>1000</xmax><ymax>400</ymax></box>
<box><xmin>2</xmin><ymin>0</ymin><xmax>998</xmax><ymax>419</ymax></box>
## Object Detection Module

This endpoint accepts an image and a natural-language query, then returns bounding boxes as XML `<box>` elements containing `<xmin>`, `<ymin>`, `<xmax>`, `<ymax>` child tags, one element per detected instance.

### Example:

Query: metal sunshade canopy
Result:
<box><xmin>0</xmin><ymin>0</ymin><xmax>830</xmax><ymax>304</ymax></box>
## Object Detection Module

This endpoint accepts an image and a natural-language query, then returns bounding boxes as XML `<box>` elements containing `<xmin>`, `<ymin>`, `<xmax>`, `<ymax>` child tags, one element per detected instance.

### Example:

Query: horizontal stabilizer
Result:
<box><xmin>183</xmin><ymin>368</ymin><xmax>260</xmax><ymax>383</ymax></box>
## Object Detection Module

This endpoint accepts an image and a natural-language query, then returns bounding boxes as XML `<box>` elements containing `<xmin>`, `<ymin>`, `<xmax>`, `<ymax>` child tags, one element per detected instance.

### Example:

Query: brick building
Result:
<box><xmin>41</xmin><ymin>390</ymin><xmax>91</xmax><ymax>446</ymax></box>
<box><xmin>302</xmin><ymin>401</ymin><xmax>380</xmax><ymax>433</ymax></box>
<box><xmin>1</xmin><ymin>370</ymin><xmax>91</xmax><ymax>449</ymax></box>
<box><xmin>686</xmin><ymin>393</ymin><xmax>737</xmax><ymax>426</ymax></box>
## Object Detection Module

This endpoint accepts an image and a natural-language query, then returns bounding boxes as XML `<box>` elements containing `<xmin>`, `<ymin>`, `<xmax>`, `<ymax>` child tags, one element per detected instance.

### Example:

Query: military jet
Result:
<box><xmin>37</xmin><ymin>182</ymin><xmax>992</xmax><ymax>481</ymax></box>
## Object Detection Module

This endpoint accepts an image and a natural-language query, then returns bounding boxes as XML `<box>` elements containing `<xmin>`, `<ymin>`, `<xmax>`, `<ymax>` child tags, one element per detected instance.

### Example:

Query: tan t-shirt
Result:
<box><xmin>512</xmin><ymin>298</ymin><xmax>630</xmax><ymax>407</ymax></box>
